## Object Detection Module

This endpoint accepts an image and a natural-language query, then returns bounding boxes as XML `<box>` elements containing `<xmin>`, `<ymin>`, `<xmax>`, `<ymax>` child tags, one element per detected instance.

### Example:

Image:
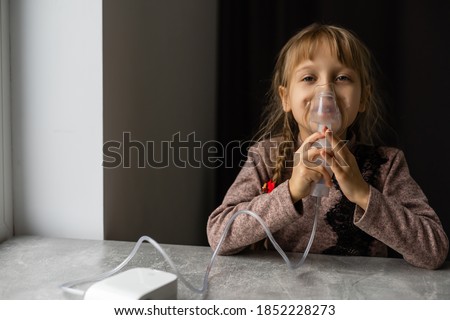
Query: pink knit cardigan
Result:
<box><xmin>207</xmin><ymin>138</ymin><xmax>449</xmax><ymax>269</ymax></box>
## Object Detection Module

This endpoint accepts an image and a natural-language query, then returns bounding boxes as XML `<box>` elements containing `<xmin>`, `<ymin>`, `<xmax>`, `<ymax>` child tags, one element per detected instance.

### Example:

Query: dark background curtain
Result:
<box><xmin>216</xmin><ymin>0</ymin><xmax>450</xmax><ymax>259</ymax></box>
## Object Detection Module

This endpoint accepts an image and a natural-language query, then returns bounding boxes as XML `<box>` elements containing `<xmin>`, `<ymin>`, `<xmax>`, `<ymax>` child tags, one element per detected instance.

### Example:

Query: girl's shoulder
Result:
<box><xmin>353</xmin><ymin>144</ymin><xmax>408</xmax><ymax>178</ymax></box>
<box><xmin>245</xmin><ymin>136</ymin><xmax>285</xmax><ymax>167</ymax></box>
<box><xmin>352</xmin><ymin>144</ymin><xmax>403</xmax><ymax>186</ymax></box>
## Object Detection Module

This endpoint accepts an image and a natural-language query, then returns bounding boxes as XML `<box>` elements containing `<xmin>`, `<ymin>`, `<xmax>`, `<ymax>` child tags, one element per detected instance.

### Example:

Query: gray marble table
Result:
<box><xmin>0</xmin><ymin>236</ymin><xmax>449</xmax><ymax>299</ymax></box>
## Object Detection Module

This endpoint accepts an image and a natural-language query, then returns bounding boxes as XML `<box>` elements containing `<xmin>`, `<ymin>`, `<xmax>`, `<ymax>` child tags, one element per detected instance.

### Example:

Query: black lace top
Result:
<box><xmin>323</xmin><ymin>145</ymin><xmax>388</xmax><ymax>256</ymax></box>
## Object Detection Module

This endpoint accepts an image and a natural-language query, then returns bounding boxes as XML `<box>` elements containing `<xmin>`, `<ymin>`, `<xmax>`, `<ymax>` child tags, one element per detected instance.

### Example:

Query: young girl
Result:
<box><xmin>207</xmin><ymin>23</ymin><xmax>449</xmax><ymax>269</ymax></box>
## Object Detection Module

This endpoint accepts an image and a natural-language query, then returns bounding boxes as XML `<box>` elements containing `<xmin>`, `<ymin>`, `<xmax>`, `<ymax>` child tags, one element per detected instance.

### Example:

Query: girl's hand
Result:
<box><xmin>321</xmin><ymin>129</ymin><xmax>370</xmax><ymax>210</ymax></box>
<box><xmin>288</xmin><ymin>131</ymin><xmax>334</xmax><ymax>203</ymax></box>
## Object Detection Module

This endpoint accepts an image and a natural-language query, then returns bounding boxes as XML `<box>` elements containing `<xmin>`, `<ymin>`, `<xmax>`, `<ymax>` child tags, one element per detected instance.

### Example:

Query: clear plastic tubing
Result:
<box><xmin>60</xmin><ymin>196</ymin><xmax>322</xmax><ymax>297</ymax></box>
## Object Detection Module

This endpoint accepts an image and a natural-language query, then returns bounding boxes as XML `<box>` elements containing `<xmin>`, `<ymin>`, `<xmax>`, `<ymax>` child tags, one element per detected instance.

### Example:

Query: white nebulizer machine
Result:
<box><xmin>60</xmin><ymin>85</ymin><xmax>341</xmax><ymax>300</ymax></box>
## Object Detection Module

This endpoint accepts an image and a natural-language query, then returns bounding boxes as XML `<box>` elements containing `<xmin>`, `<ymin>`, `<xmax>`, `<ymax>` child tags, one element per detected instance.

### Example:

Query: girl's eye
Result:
<box><xmin>302</xmin><ymin>76</ymin><xmax>315</xmax><ymax>82</ymax></box>
<box><xmin>336</xmin><ymin>75</ymin><xmax>350</xmax><ymax>82</ymax></box>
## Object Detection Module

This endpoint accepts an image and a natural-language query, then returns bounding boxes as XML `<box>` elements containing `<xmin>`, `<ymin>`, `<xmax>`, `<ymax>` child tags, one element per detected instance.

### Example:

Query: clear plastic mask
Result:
<box><xmin>308</xmin><ymin>84</ymin><xmax>342</xmax><ymax>134</ymax></box>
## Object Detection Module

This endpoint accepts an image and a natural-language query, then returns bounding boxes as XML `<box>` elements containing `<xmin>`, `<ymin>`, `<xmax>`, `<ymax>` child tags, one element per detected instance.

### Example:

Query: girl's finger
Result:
<box><xmin>295</xmin><ymin>141</ymin><xmax>323</xmax><ymax>165</ymax></box>
<box><xmin>298</xmin><ymin>131</ymin><xmax>326</xmax><ymax>154</ymax></box>
<box><xmin>310</xmin><ymin>162</ymin><xmax>333</xmax><ymax>187</ymax></box>
<box><xmin>321</xmin><ymin>149</ymin><xmax>344</xmax><ymax>176</ymax></box>
<box><xmin>304</xmin><ymin>131</ymin><xmax>326</xmax><ymax>144</ymax></box>
<box><xmin>325</xmin><ymin>129</ymin><xmax>350</xmax><ymax>163</ymax></box>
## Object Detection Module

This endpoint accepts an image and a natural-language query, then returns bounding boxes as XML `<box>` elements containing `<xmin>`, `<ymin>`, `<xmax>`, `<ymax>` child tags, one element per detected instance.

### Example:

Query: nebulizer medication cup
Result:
<box><xmin>308</xmin><ymin>84</ymin><xmax>342</xmax><ymax>198</ymax></box>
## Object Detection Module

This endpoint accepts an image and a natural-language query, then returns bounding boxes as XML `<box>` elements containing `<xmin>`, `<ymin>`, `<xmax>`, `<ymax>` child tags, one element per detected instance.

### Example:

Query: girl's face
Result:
<box><xmin>279</xmin><ymin>42</ymin><xmax>364</xmax><ymax>142</ymax></box>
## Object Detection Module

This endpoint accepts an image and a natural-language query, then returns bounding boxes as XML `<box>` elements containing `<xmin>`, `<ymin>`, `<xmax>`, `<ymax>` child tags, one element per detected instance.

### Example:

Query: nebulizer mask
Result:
<box><xmin>308</xmin><ymin>84</ymin><xmax>342</xmax><ymax>197</ymax></box>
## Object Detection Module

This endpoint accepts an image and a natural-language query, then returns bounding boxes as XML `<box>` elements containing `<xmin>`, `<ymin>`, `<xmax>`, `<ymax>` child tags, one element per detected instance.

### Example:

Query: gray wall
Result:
<box><xmin>103</xmin><ymin>0</ymin><xmax>217</xmax><ymax>245</ymax></box>
<box><xmin>0</xmin><ymin>0</ymin><xmax>13</xmax><ymax>243</ymax></box>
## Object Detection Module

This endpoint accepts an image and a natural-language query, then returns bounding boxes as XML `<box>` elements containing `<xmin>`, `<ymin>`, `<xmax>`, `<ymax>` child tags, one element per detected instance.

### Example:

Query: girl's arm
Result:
<box><xmin>206</xmin><ymin>142</ymin><xmax>300</xmax><ymax>255</ymax></box>
<box><xmin>354</xmin><ymin>149</ymin><xmax>449</xmax><ymax>269</ymax></box>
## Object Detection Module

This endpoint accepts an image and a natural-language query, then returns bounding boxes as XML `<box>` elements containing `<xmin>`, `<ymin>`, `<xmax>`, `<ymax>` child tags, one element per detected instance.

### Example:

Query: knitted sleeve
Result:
<box><xmin>354</xmin><ymin>149</ymin><xmax>449</xmax><ymax>269</ymax></box>
<box><xmin>206</xmin><ymin>141</ymin><xmax>300</xmax><ymax>255</ymax></box>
